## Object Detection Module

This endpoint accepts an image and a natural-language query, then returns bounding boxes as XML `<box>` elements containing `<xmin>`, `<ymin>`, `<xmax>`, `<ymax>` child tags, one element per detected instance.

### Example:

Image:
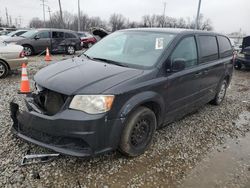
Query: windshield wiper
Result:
<box><xmin>91</xmin><ymin>57</ymin><xmax>128</xmax><ymax>67</ymax></box>
<box><xmin>82</xmin><ymin>53</ymin><xmax>92</xmax><ymax>59</ymax></box>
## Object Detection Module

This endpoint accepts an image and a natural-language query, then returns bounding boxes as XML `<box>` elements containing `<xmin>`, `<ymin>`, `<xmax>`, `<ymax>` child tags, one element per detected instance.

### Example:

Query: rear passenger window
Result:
<box><xmin>217</xmin><ymin>36</ymin><xmax>232</xmax><ymax>58</ymax></box>
<box><xmin>198</xmin><ymin>36</ymin><xmax>218</xmax><ymax>63</ymax></box>
<box><xmin>171</xmin><ymin>36</ymin><xmax>198</xmax><ymax>69</ymax></box>
<box><xmin>65</xmin><ymin>33</ymin><xmax>77</xmax><ymax>39</ymax></box>
<box><xmin>52</xmin><ymin>31</ymin><xmax>64</xmax><ymax>39</ymax></box>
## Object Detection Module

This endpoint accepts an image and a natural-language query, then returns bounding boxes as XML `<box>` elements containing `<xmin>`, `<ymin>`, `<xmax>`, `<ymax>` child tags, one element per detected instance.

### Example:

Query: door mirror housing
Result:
<box><xmin>34</xmin><ymin>35</ymin><xmax>40</xmax><ymax>40</ymax></box>
<box><xmin>172</xmin><ymin>58</ymin><xmax>186</xmax><ymax>72</ymax></box>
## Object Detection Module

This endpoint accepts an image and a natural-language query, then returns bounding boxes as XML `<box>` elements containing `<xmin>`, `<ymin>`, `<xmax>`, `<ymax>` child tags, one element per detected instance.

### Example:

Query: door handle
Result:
<box><xmin>195</xmin><ymin>72</ymin><xmax>203</xmax><ymax>77</ymax></box>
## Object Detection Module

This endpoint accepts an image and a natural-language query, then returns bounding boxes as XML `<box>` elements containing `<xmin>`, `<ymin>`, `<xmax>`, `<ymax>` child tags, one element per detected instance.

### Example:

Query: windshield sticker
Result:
<box><xmin>155</xmin><ymin>38</ymin><xmax>164</xmax><ymax>50</ymax></box>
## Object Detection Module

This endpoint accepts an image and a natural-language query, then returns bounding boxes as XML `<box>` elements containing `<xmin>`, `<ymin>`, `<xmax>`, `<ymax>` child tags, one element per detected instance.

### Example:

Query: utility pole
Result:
<box><xmin>15</xmin><ymin>18</ymin><xmax>18</xmax><ymax>27</ymax></box>
<box><xmin>9</xmin><ymin>16</ymin><xmax>12</xmax><ymax>26</ymax></box>
<box><xmin>47</xmin><ymin>6</ymin><xmax>52</xmax><ymax>26</ymax></box>
<box><xmin>78</xmin><ymin>0</ymin><xmax>80</xmax><ymax>31</ymax></box>
<box><xmin>40</xmin><ymin>0</ymin><xmax>46</xmax><ymax>27</ymax></box>
<box><xmin>161</xmin><ymin>2</ymin><xmax>166</xmax><ymax>27</ymax></box>
<box><xmin>5</xmin><ymin>7</ymin><xmax>9</xmax><ymax>26</ymax></box>
<box><xmin>163</xmin><ymin>2</ymin><xmax>166</xmax><ymax>18</ymax></box>
<box><xmin>58</xmin><ymin>0</ymin><xmax>64</xmax><ymax>28</ymax></box>
<box><xmin>18</xmin><ymin>16</ymin><xmax>22</xmax><ymax>28</ymax></box>
<box><xmin>195</xmin><ymin>0</ymin><xmax>202</xmax><ymax>30</ymax></box>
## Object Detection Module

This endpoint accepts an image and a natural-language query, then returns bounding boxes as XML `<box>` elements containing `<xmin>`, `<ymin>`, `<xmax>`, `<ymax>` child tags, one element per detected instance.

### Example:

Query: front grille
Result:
<box><xmin>33</xmin><ymin>89</ymin><xmax>68</xmax><ymax>116</ymax></box>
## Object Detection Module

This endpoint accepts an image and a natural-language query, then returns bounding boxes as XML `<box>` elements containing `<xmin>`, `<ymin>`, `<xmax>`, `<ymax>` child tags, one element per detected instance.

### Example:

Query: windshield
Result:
<box><xmin>7</xmin><ymin>30</ymin><xmax>18</xmax><ymax>36</ymax></box>
<box><xmin>84</xmin><ymin>31</ymin><xmax>176</xmax><ymax>68</ymax></box>
<box><xmin>20</xmin><ymin>30</ymin><xmax>38</xmax><ymax>38</ymax></box>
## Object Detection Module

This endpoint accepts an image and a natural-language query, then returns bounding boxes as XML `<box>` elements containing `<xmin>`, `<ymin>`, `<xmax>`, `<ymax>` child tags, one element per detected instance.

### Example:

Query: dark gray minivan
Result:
<box><xmin>4</xmin><ymin>28</ymin><xmax>82</xmax><ymax>56</ymax></box>
<box><xmin>10</xmin><ymin>28</ymin><xmax>233</xmax><ymax>157</ymax></box>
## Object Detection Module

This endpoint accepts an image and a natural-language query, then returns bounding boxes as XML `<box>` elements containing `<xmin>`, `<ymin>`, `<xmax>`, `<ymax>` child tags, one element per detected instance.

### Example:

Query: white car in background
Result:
<box><xmin>0</xmin><ymin>40</ymin><xmax>28</xmax><ymax>78</ymax></box>
<box><xmin>0</xmin><ymin>29</ymin><xmax>29</xmax><ymax>41</ymax></box>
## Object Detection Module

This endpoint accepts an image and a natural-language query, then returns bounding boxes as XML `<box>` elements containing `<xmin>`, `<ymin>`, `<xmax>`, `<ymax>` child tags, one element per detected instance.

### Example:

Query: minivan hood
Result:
<box><xmin>34</xmin><ymin>57</ymin><xmax>143</xmax><ymax>95</ymax></box>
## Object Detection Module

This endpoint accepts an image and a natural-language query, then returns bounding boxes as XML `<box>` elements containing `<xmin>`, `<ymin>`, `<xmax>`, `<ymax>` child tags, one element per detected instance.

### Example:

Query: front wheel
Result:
<box><xmin>0</xmin><ymin>60</ymin><xmax>9</xmax><ymax>78</ymax></box>
<box><xmin>210</xmin><ymin>80</ymin><xmax>227</xmax><ymax>105</ymax></box>
<box><xmin>119</xmin><ymin>107</ymin><xmax>157</xmax><ymax>157</ymax></box>
<box><xmin>66</xmin><ymin>45</ymin><xmax>75</xmax><ymax>55</ymax></box>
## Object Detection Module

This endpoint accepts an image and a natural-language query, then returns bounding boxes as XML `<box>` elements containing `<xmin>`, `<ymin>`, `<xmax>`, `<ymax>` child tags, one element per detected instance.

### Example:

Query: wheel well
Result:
<box><xmin>141</xmin><ymin>101</ymin><xmax>162</xmax><ymax>127</ymax></box>
<box><xmin>0</xmin><ymin>59</ymin><xmax>10</xmax><ymax>70</ymax></box>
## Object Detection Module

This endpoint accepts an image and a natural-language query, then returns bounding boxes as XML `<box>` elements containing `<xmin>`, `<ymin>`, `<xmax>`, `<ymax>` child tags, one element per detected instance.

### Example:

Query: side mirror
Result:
<box><xmin>172</xmin><ymin>58</ymin><xmax>186</xmax><ymax>72</ymax></box>
<box><xmin>34</xmin><ymin>35</ymin><xmax>40</xmax><ymax>40</ymax></box>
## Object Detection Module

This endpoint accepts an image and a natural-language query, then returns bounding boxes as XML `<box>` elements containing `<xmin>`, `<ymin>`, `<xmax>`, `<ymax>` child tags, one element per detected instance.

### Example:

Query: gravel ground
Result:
<box><xmin>0</xmin><ymin>55</ymin><xmax>250</xmax><ymax>188</ymax></box>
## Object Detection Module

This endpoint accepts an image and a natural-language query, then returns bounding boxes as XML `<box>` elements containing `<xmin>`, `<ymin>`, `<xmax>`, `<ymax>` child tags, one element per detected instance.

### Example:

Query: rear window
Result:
<box><xmin>217</xmin><ymin>36</ymin><xmax>232</xmax><ymax>58</ymax></box>
<box><xmin>198</xmin><ymin>35</ymin><xmax>219</xmax><ymax>63</ymax></box>
<box><xmin>65</xmin><ymin>32</ymin><xmax>77</xmax><ymax>39</ymax></box>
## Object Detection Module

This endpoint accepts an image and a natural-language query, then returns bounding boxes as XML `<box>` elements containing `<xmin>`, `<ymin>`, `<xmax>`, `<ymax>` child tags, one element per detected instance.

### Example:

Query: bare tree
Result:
<box><xmin>28</xmin><ymin>12</ymin><xmax>213</xmax><ymax>32</ymax></box>
<box><xmin>109</xmin><ymin>14</ymin><xmax>126</xmax><ymax>31</ymax></box>
<box><xmin>29</xmin><ymin>17</ymin><xmax>44</xmax><ymax>28</ymax></box>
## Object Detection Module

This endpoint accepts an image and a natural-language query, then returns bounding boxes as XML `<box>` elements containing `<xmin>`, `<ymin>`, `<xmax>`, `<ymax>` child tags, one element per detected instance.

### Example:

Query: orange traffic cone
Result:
<box><xmin>44</xmin><ymin>47</ymin><xmax>52</xmax><ymax>61</ymax></box>
<box><xmin>19</xmin><ymin>63</ymin><xmax>31</xmax><ymax>94</ymax></box>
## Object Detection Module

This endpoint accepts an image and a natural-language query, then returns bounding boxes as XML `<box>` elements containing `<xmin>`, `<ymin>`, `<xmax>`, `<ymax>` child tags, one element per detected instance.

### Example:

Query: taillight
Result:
<box><xmin>19</xmin><ymin>51</ymin><xmax>25</xmax><ymax>58</ymax></box>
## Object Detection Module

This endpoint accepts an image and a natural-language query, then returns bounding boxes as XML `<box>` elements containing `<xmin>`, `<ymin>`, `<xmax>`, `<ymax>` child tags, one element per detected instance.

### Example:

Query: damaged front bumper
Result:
<box><xmin>10</xmin><ymin>97</ymin><xmax>123</xmax><ymax>157</ymax></box>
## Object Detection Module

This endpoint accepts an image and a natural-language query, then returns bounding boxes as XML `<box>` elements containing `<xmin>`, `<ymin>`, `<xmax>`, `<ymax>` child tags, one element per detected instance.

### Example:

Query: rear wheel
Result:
<box><xmin>119</xmin><ymin>107</ymin><xmax>157</xmax><ymax>157</ymax></box>
<box><xmin>210</xmin><ymin>80</ymin><xmax>227</xmax><ymax>105</ymax></box>
<box><xmin>0</xmin><ymin>60</ymin><xmax>9</xmax><ymax>78</ymax></box>
<box><xmin>66</xmin><ymin>45</ymin><xmax>75</xmax><ymax>55</ymax></box>
<box><xmin>23</xmin><ymin>45</ymin><xmax>33</xmax><ymax>56</ymax></box>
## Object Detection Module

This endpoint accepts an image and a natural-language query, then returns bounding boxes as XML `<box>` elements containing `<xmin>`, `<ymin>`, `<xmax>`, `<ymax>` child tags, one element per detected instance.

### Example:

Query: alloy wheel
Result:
<box><xmin>0</xmin><ymin>64</ymin><xmax>5</xmax><ymax>77</ymax></box>
<box><xmin>67</xmin><ymin>46</ymin><xmax>75</xmax><ymax>55</ymax></box>
<box><xmin>23</xmin><ymin>47</ymin><xmax>32</xmax><ymax>56</ymax></box>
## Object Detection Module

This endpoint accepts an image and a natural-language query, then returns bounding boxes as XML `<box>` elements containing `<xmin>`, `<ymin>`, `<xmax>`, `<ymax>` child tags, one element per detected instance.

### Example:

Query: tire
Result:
<box><xmin>234</xmin><ymin>61</ymin><xmax>242</xmax><ymax>70</ymax></box>
<box><xmin>66</xmin><ymin>45</ymin><xmax>75</xmax><ymax>55</ymax></box>
<box><xmin>210</xmin><ymin>80</ymin><xmax>227</xmax><ymax>105</ymax></box>
<box><xmin>0</xmin><ymin>60</ymin><xmax>9</xmax><ymax>78</ymax></box>
<box><xmin>119</xmin><ymin>106</ymin><xmax>157</xmax><ymax>157</ymax></box>
<box><xmin>23</xmin><ymin>45</ymin><xmax>33</xmax><ymax>56</ymax></box>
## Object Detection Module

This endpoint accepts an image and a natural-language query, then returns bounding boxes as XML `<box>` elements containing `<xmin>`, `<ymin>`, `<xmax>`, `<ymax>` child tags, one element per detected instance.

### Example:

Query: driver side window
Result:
<box><xmin>171</xmin><ymin>36</ymin><xmax>198</xmax><ymax>69</ymax></box>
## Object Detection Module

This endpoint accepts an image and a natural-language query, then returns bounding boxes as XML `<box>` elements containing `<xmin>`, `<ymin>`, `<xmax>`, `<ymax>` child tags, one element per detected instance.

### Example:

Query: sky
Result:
<box><xmin>0</xmin><ymin>0</ymin><xmax>249</xmax><ymax>34</ymax></box>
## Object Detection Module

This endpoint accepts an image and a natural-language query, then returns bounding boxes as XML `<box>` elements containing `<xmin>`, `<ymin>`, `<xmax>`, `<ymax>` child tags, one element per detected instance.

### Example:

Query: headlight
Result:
<box><xmin>69</xmin><ymin>95</ymin><xmax>115</xmax><ymax>114</ymax></box>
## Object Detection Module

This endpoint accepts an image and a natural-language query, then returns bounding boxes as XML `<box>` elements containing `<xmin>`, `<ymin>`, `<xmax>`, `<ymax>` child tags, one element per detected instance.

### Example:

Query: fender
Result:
<box><xmin>119</xmin><ymin>91</ymin><xmax>165</xmax><ymax>125</ymax></box>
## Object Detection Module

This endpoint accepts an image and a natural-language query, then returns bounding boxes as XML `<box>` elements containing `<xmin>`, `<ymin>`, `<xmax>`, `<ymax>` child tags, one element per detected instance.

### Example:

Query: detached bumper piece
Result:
<box><xmin>9</xmin><ymin>99</ymin><xmax>122</xmax><ymax>157</ymax></box>
<box><xmin>21</xmin><ymin>153</ymin><xmax>60</xmax><ymax>166</ymax></box>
